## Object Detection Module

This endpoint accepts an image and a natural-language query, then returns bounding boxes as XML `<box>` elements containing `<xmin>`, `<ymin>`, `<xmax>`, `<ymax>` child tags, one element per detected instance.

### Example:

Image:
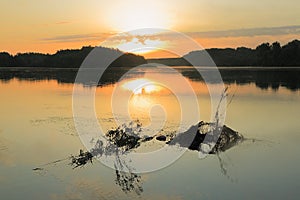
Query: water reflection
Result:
<box><xmin>177</xmin><ymin>67</ymin><xmax>300</xmax><ymax>91</ymax></box>
<box><xmin>33</xmin><ymin>118</ymin><xmax>243</xmax><ymax>195</ymax></box>
<box><xmin>1</xmin><ymin>67</ymin><xmax>300</xmax><ymax>91</ymax></box>
<box><xmin>1</xmin><ymin>67</ymin><xmax>300</xmax><ymax>199</ymax></box>
<box><xmin>0</xmin><ymin>132</ymin><xmax>7</xmax><ymax>151</ymax></box>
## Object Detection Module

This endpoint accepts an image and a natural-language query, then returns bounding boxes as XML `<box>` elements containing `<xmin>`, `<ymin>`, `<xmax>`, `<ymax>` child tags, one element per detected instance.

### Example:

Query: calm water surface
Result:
<box><xmin>0</xmin><ymin>67</ymin><xmax>300</xmax><ymax>200</ymax></box>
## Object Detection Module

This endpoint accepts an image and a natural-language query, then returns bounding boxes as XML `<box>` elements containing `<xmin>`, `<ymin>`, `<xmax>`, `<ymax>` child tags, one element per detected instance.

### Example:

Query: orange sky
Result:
<box><xmin>1</xmin><ymin>0</ymin><xmax>300</xmax><ymax>58</ymax></box>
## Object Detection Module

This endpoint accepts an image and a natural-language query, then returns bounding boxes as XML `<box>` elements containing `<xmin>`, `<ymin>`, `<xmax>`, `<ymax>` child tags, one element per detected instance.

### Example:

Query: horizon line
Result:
<box><xmin>1</xmin><ymin>38</ymin><xmax>299</xmax><ymax>59</ymax></box>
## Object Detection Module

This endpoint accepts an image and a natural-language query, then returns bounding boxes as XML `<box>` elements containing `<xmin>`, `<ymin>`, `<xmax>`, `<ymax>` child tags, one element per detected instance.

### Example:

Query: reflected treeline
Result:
<box><xmin>0</xmin><ymin>67</ymin><xmax>144</xmax><ymax>87</ymax></box>
<box><xmin>1</xmin><ymin>66</ymin><xmax>300</xmax><ymax>91</ymax></box>
<box><xmin>179</xmin><ymin>67</ymin><xmax>300</xmax><ymax>91</ymax></box>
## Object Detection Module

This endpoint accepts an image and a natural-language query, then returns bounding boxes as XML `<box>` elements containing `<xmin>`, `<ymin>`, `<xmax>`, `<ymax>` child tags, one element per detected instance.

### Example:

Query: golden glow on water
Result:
<box><xmin>127</xmin><ymin>90</ymin><xmax>181</xmax><ymax>127</ymax></box>
<box><xmin>2</xmin><ymin>77</ymin><xmax>300</xmax><ymax>148</ymax></box>
<box><xmin>93</xmin><ymin>76</ymin><xmax>184</xmax><ymax>133</ymax></box>
<box><xmin>1</xmin><ymin>74</ymin><xmax>300</xmax><ymax>199</ymax></box>
<box><xmin>122</xmin><ymin>78</ymin><xmax>164</xmax><ymax>95</ymax></box>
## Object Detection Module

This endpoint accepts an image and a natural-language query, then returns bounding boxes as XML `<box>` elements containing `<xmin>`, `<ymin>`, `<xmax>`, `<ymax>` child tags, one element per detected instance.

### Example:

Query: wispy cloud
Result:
<box><xmin>41</xmin><ymin>33</ymin><xmax>114</xmax><ymax>43</ymax></box>
<box><xmin>55</xmin><ymin>21</ymin><xmax>72</xmax><ymax>25</ymax></box>
<box><xmin>186</xmin><ymin>25</ymin><xmax>300</xmax><ymax>38</ymax></box>
<box><xmin>39</xmin><ymin>20</ymin><xmax>74</xmax><ymax>27</ymax></box>
<box><xmin>40</xmin><ymin>25</ymin><xmax>300</xmax><ymax>44</ymax></box>
<box><xmin>107</xmin><ymin>25</ymin><xmax>300</xmax><ymax>43</ymax></box>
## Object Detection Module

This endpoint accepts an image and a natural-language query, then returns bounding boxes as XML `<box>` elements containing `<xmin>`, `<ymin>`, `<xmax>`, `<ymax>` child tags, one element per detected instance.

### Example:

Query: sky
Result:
<box><xmin>1</xmin><ymin>0</ymin><xmax>300</xmax><ymax>57</ymax></box>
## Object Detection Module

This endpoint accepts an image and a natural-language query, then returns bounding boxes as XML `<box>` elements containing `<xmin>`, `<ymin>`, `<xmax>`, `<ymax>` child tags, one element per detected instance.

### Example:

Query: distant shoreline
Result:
<box><xmin>1</xmin><ymin>39</ymin><xmax>300</xmax><ymax>67</ymax></box>
<box><xmin>147</xmin><ymin>39</ymin><xmax>300</xmax><ymax>67</ymax></box>
<box><xmin>1</xmin><ymin>66</ymin><xmax>300</xmax><ymax>69</ymax></box>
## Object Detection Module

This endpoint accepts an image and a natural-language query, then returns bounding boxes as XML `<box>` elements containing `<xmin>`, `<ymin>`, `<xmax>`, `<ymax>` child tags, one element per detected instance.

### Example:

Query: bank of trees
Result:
<box><xmin>1</xmin><ymin>40</ymin><xmax>300</xmax><ymax>67</ymax></box>
<box><xmin>150</xmin><ymin>39</ymin><xmax>300</xmax><ymax>66</ymax></box>
<box><xmin>0</xmin><ymin>46</ymin><xmax>146</xmax><ymax>67</ymax></box>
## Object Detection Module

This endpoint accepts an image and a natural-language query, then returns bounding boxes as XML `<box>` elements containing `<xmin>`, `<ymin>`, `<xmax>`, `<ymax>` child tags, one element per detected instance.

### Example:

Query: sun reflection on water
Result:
<box><xmin>122</xmin><ymin>78</ymin><xmax>163</xmax><ymax>95</ymax></box>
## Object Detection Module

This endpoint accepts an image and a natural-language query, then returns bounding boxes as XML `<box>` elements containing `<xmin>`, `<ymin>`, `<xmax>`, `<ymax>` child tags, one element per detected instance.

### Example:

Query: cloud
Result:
<box><xmin>55</xmin><ymin>21</ymin><xmax>72</xmax><ymax>25</ymax></box>
<box><xmin>186</xmin><ymin>25</ymin><xmax>300</xmax><ymax>38</ymax></box>
<box><xmin>40</xmin><ymin>21</ymin><xmax>74</xmax><ymax>27</ymax></box>
<box><xmin>106</xmin><ymin>25</ymin><xmax>300</xmax><ymax>44</ymax></box>
<box><xmin>40</xmin><ymin>25</ymin><xmax>300</xmax><ymax>44</ymax></box>
<box><xmin>41</xmin><ymin>33</ymin><xmax>114</xmax><ymax>43</ymax></box>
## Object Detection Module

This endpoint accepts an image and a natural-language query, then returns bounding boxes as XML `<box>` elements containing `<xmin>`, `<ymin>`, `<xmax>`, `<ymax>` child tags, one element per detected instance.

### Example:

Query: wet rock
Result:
<box><xmin>35</xmin><ymin>120</ymin><xmax>243</xmax><ymax>196</ymax></box>
<box><xmin>141</xmin><ymin>136</ymin><xmax>154</xmax><ymax>142</ymax></box>
<box><xmin>169</xmin><ymin>121</ymin><xmax>243</xmax><ymax>153</ymax></box>
<box><xmin>105</xmin><ymin>121</ymin><xmax>142</xmax><ymax>151</ymax></box>
<box><xmin>32</xmin><ymin>167</ymin><xmax>43</xmax><ymax>171</ymax></box>
<box><xmin>70</xmin><ymin>149</ymin><xmax>93</xmax><ymax>168</ymax></box>
<box><xmin>210</xmin><ymin>125</ymin><xmax>243</xmax><ymax>154</ymax></box>
<box><xmin>156</xmin><ymin>135</ymin><xmax>167</xmax><ymax>141</ymax></box>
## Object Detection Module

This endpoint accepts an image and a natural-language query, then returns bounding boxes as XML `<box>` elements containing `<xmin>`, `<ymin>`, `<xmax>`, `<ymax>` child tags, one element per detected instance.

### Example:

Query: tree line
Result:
<box><xmin>0</xmin><ymin>46</ymin><xmax>146</xmax><ymax>68</ymax></box>
<box><xmin>148</xmin><ymin>39</ymin><xmax>300</xmax><ymax>66</ymax></box>
<box><xmin>1</xmin><ymin>40</ymin><xmax>300</xmax><ymax>67</ymax></box>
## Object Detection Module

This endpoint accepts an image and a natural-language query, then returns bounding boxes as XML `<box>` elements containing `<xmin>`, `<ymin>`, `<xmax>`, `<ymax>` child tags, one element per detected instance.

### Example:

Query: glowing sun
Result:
<box><xmin>105</xmin><ymin>1</ymin><xmax>172</xmax><ymax>55</ymax></box>
<box><xmin>107</xmin><ymin>1</ymin><xmax>172</xmax><ymax>31</ymax></box>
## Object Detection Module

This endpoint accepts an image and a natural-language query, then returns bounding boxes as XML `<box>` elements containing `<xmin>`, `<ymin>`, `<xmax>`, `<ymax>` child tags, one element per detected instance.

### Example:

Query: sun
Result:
<box><xmin>107</xmin><ymin>1</ymin><xmax>172</xmax><ymax>32</ymax></box>
<box><xmin>104</xmin><ymin>1</ymin><xmax>173</xmax><ymax>55</ymax></box>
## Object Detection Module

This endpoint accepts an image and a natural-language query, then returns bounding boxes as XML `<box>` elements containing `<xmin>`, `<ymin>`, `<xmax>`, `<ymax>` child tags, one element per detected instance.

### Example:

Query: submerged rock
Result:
<box><xmin>35</xmin><ymin>120</ymin><xmax>243</xmax><ymax>196</ymax></box>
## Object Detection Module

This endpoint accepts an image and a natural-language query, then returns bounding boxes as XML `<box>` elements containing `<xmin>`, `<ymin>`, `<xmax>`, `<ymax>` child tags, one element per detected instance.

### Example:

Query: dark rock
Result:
<box><xmin>142</xmin><ymin>136</ymin><xmax>154</xmax><ymax>142</ymax></box>
<box><xmin>156</xmin><ymin>135</ymin><xmax>167</xmax><ymax>141</ymax></box>
<box><xmin>168</xmin><ymin>121</ymin><xmax>243</xmax><ymax>153</ymax></box>
<box><xmin>32</xmin><ymin>167</ymin><xmax>43</xmax><ymax>171</ymax></box>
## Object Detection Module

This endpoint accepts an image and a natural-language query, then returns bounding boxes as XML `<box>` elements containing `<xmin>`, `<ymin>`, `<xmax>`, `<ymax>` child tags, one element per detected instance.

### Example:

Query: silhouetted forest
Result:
<box><xmin>1</xmin><ymin>40</ymin><xmax>299</xmax><ymax>68</ymax></box>
<box><xmin>1</xmin><ymin>40</ymin><xmax>300</xmax><ymax>90</ymax></box>
<box><xmin>0</xmin><ymin>46</ymin><xmax>146</xmax><ymax>68</ymax></box>
<box><xmin>148</xmin><ymin>39</ymin><xmax>300</xmax><ymax>66</ymax></box>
